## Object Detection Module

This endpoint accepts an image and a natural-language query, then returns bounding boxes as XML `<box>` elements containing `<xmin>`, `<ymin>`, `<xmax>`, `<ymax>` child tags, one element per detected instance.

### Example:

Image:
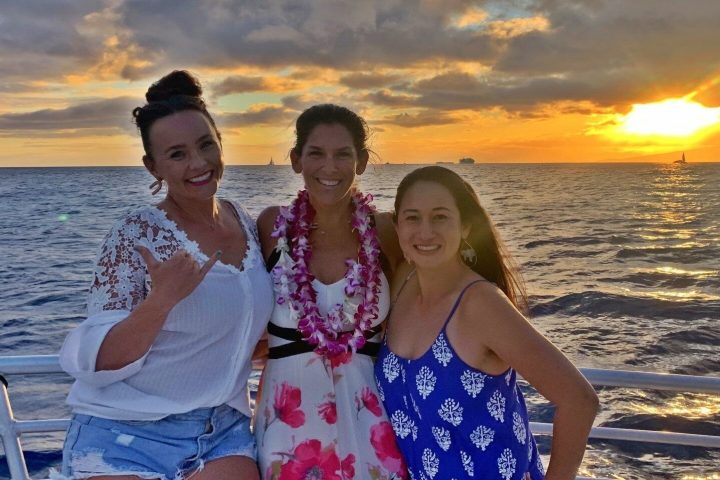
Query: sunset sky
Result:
<box><xmin>1</xmin><ymin>0</ymin><xmax>720</xmax><ymax>167</ymax></box>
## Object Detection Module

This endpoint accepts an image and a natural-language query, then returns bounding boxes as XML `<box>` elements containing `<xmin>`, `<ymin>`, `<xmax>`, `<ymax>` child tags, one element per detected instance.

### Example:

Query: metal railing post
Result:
<box><xmin>0</xmin><ymin>375</ymin><xmax>31</xmax><ymax>480</ymax></box>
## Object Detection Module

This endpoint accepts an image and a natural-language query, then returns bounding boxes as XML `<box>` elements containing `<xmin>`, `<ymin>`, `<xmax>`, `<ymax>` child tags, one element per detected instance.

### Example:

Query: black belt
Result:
<box><xmin>267</xmin><ymin>322</ymin><xmax>382</xmax><ymax>359</ymax></box>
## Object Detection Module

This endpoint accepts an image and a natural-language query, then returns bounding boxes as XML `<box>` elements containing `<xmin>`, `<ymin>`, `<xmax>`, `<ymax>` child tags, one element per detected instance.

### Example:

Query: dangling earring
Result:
<box><xmin>460</xmin><ymin>238</ymin><xmax>477</xmax><ymax>265</ymax></box>
<box><xmin>402</xmin><ymin>248</ymin><xmax>415</xmax><ymax>267</ymax></box>
<box><xmin>149</xmin><ymin>178</ymin><xmax>163</xmax><ymax>195</ymax></box>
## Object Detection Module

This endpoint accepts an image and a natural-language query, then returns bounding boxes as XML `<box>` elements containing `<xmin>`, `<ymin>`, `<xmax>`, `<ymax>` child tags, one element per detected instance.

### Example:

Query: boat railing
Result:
<box><xmin>1</xmin><ymin>355</ymin><xmax>719</xmax><ymax>480</ymax></box>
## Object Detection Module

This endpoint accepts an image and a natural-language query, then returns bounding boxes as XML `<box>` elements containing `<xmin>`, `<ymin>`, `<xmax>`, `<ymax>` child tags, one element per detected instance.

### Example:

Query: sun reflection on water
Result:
<box><xmin>652</xmin><ymin>266</ymin><xmax>718</xmax><ymax>279</ymax></box>
<box><xmin>626</xmin><ymin>288</ymin><xmax>720</xmax><ymax>301</ymax></box>
<box><xmin>639</xmin><ymin>233</ymin><xmax>694</xmax><ymax>240</ymax></box>
<box><xmin>632</xmin><ymin>393</ymin><xmax>720</xmax><ymax>419</ymax></box>
<box><xmin>622</xmin><ymin>241</ymin><xmax>707</xmax><ymax>251</ymax></box>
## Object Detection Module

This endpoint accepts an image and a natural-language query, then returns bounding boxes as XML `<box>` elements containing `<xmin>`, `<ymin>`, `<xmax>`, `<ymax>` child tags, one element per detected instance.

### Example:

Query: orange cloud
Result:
<box><xmin>451</xmin><ymin>6</ymin><xmax>489</xmax><ymax>29</ymax></box>
<box><xmin>487</xmin><ymin>16</ymin><xmax>551</xmax><ymax>39</ymax></box>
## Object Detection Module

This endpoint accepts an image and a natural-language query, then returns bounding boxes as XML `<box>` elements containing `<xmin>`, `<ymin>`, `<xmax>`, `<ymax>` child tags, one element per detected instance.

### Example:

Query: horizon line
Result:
<box><xmin>1</xmin><ymin>161</ymin><xmax>719</xmax><ymax>169</ymax></box>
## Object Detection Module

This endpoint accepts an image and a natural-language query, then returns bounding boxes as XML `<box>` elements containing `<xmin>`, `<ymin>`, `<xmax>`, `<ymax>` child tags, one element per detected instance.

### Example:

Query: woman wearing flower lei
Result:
<box><xmin>254</xmin><ymin>104</ymin><xmax>407</xmax><ymax>480</ymax></box>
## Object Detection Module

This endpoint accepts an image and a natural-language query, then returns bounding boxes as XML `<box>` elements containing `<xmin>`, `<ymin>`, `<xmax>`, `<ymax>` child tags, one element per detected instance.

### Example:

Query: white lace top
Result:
<box><xmin>59</xmin><ymin>201</ymin><xmax>274</xmax><ymax>420</ymax></box>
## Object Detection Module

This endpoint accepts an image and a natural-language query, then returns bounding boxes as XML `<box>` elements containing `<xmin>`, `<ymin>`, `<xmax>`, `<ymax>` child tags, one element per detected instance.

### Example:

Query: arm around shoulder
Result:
<box><xmin>374</xmin><ymin>211</ymin><xmax>403</xmax><ymax>273</ymax></box>
<box><xmin>257</xmin><ymin>206</ymin><xmax>281</xmax><ymax>261</ymax></box>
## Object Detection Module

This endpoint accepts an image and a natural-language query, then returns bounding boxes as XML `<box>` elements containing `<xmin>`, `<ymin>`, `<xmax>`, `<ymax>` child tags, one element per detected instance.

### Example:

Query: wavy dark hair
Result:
<box><xmin>132</xmin><ymin>70</ymin><xmax>221</xmax><ymax>168</ymax></box>
<box><xmin>394</xmin><ymin>166</ymin><xmax>528</xmax><ymax>313</ymax></box>
<box><xmin>292</xmin><ymin>104</ymin><xmax>370</xmax><ymax>157</ymax></box>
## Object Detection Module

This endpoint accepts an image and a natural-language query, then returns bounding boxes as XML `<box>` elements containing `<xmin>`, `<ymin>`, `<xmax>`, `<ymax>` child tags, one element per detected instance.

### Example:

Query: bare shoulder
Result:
<box><xmin>256</xmin><ymin>206</ymin><xmax>281</xmax><ymax>258</ymax></box>
<box><xmin>374</xmin><ymin>210</ymin><xmax>394</xmax><ymax>228</ymax></box>
<box><xmin>460</xmin><ymin>279</ymin><xmax>524</xmax><ymax>324</ymax></box>
<box><xmin>257</xmin><ymin>206</ymin><xmax>280</xmax><ymax>231</ymax></box>
<box><xmin>374</xmin><ymin>211</ymin><xmax>402</xmax><ymax>271</ymax></box>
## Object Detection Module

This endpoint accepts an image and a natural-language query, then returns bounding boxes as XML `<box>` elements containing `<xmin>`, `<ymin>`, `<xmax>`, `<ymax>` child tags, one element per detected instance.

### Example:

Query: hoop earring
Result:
<box><xmin>149</xmin><ymin>178</ymin><xmax>163</xmax><ymax>195</ymax></box>
<box><xmin>460</xmin><ymin>238</ymin><xmax>477</xmax><ymax>266</ymax></box>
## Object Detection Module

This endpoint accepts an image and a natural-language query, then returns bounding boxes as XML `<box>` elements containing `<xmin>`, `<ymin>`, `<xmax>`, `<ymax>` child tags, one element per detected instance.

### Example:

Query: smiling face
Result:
<box><xmin>396</xmin><ymin>180</ymin><xmax>470</xmax><ymax>268</ymax></box>
<box><xmin>291</xmin><ymin>123</ymin><xmax>368</xmax><ymax>207</ymax></box>
<box><xmin>146</xmin><ymin>110</ymin><xmax>223</xmax><ymax>202</ymax></box>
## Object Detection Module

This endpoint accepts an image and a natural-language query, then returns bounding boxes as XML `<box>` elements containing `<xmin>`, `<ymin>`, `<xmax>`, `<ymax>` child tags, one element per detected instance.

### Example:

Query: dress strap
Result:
<box><xmin>266</xmin><ymin>248</ymin><xmax>280</xmax><ymax>272</ymax></box>
<box><xmin>441</xmin><ymin>279</ymin><xmax>486</xmax><ymax>331</ymax></box>
<box><xmin>381</xmin><ymin>268</ymin><xmax>415</xmax><ymax>345</ymax></box>
<box><xmin>391</xmin><ymin>269</ymin><xmax>416</xmax><ymax>309</ymax></box>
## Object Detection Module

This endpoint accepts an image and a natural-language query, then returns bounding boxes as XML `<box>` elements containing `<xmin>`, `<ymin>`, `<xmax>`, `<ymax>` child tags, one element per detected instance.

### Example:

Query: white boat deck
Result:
<box><xmin>2</xmin><ymin>355</ymin><xmax>719</xmax><ymax>480</ymax></box>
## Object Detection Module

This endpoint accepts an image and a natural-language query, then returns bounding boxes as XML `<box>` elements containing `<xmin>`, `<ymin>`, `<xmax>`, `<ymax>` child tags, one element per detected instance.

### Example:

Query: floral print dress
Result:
<box><xmin>255</xmin><ymin>273</ymin><xmax>407</xmax><ymax>480</ymax></box>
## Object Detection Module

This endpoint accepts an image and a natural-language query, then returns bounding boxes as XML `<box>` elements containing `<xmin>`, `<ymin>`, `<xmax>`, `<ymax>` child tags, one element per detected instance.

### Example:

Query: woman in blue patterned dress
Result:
<box><xmin>375</xmin><ymin>166</ymin><xmax>599</xmax><ymax>479</ymax></box>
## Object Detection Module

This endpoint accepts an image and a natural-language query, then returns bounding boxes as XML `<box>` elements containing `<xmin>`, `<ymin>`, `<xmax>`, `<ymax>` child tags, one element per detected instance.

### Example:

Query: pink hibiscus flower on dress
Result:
<box><xmin>278</xmin><ymin>439</ymin><xmax>341</xmax><ymax>480</ymax></box>
<box><xmin>370</xmin><ymin>421</ymin><xmax>408</xmax><ymax>479</ymax></box>
<box><xmin>328</xmin><ymin>350</ymin><xmax>353</xmax><ymax>369</ymax></box>
<box><xmin>360</xmin><ymin>387</ymin><xmax>383</xmax><ymax>417</ymax></box>
<box><xmin>273</xmin><ymin>382</ymin><xmax>305</xmax><ymax>428</ymax></box>
<box><xmin>341</xmin><ymin>454</ymin><xmax>356</xmax><ymax>479</ymax></box>
<box><xmin>318</xmin><ymin>401</ymin><xmax>338</xmax><ymax>424</ymax></box>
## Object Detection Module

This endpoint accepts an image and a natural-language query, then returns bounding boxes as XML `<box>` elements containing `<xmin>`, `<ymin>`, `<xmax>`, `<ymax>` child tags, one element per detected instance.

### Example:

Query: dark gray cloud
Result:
<box><xmin>219</xmin><ymin>105</ymin><xmax>295</xmax><ymax>128</ymax></box>
<box><xmin>1</xmin><ymin>0</ymin><xmax>719</xmax><ymax>126</ymax></box>
<box><xmin>0</xmin><ymin>97</ymin><xmax>137</xmax><ymax>132</ymax></box>
<box><xmin>0</xmin><ymin>1</ymin><xmax>107</xmax><ymax>81</ymax></box>
<box><xmin>407</xmin><ymin>70</ymin><xmax>650</xmax><ymax>111</ymax></box>
<box><xmin>281</xmin><ymin>95</ymin><xmax>309</xmax><ymax>111</ymax></box>
<box><xmin>213</xmin><ymin>76</ymin><xmax>267</xmax><ymax>96</ymax></box>
<box><xmin>116</xmin><ymin>0</ymin><xmax>497</xmax><ymax>71</ymax></box>
<box><xmin>360</xmin><ymin>90</ymin><xmax>419</xmax><ymax>107</ymax></box>
<box><xmin>279</xmin><ymin>93</ymin><xmax>369</xmax><ymax>116</ymax></box>
<box><xmin>495</xmin><ymin>0</ymin><xmax>720</xmax><ymax>105</ymax></box>
<box><xmin>211</xmin><ymin>74</ymin><xmax>301</xmax><ymax>97</ymax></box>
<box><xmin>378</xmin><ymin>110</ymin><xmax>458</xmax><ymax>128</ymax></box>
<box><xmin>340</xmin><ymin>73</ymin><xmax>402</xmax><ymax>89</ymax></box>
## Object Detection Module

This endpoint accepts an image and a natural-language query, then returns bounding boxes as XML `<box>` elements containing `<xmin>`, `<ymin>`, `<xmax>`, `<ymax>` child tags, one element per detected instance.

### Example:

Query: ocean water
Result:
<box><xmin>0</xmin><ymin>163</ymin><xmax>718</xmax><ymax>479</ymax></box>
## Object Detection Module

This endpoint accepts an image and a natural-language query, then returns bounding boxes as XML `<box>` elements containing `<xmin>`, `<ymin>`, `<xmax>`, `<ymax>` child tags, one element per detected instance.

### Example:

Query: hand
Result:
<box><xmin>135</xmin><ymin>246</ymin><xmax>221</xmax><ymax>309</ymax></box>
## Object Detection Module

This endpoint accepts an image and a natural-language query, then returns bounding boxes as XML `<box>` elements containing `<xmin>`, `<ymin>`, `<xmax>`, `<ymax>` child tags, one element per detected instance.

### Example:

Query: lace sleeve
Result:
<box><xmin>87</xmin><ymin>216</ymin><xmax>147</xmax><ymax>315</ymax></box>
<box><xmin>60</xmin><ymin>209</ymin><xmax>179</xmax><ymax>387</ymax></box>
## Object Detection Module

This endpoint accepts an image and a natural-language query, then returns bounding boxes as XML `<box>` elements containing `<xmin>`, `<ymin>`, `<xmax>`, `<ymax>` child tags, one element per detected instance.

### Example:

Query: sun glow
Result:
<box><xmin>632</xmin><ymin>393</ymin><xmax>720</xmax><ymax>419</ymax></box>
<box><xmin>619</xmin><ymin>98</ymin><xmax>720</xmax><ymax>137</ymax></box>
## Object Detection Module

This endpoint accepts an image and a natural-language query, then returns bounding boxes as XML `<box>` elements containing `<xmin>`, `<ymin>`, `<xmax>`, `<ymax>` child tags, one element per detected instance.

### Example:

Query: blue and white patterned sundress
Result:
<box><xmin>375</xmin><ymin>280</ymin><xmax>545</xmax><ymax>479</ymax></box>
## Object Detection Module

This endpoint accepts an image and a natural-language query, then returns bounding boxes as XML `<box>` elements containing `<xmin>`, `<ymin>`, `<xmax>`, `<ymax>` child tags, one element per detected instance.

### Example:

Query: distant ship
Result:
<box><xmin>268</xmin><ymin>156</ymin><xmax>275</xmax><ymax>166</ymax></box>
<box><xmin>458</xmin><ymin>157</ymin><xmax>475</xmax><ymax>164</ymax></box>
<box><xmin>673</xmin><ymin>152</ymin><xmax>687</xmax><ymax>164</ymax></box>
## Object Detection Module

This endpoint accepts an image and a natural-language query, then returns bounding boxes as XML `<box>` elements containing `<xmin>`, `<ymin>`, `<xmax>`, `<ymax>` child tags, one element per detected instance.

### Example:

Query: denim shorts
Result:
<box><xmin>60</xmin><ymin>404</ymin><xmax>256</xmax><ymax>479</ymax></box>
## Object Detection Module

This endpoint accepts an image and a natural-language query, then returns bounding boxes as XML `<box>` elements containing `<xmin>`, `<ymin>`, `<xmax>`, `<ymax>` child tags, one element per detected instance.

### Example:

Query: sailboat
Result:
<box><xmin>268</xmin><ymin>156</ymin><xmax>275</xmax><ymax>166</ymax></box>
<box><xmin>673</xmin><ymin>152</ymin><xmax>687</xmax><ymax>164</ymax></box>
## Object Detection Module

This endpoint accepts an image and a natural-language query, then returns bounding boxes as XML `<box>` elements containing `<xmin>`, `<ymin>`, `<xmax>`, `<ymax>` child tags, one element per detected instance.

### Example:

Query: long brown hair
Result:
<box><xmin>394</xmin><ymin>166</ymin><xmax>528</xmax><ymax>313</ymax></box>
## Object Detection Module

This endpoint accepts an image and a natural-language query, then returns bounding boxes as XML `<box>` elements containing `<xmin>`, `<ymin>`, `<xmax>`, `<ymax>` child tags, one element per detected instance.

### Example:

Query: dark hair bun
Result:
<box><xmin>145</xmin><ymin>70</ymin><xmax>203</xmax><ymax>103</ymax></box>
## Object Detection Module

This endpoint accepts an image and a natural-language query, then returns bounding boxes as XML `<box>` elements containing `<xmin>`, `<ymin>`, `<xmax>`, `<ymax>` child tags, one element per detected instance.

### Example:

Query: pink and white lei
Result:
<box><xmin>271</xmin><ymin>189</ymin><xmax>382</xmax><ymax>357</ymax></box>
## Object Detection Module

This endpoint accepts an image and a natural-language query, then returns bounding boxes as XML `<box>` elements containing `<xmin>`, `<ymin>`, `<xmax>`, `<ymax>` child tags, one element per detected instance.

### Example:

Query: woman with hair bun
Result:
<box><xmin>375</xmin><ymin>166</ymin><xmax>599</xmax><ymax>479</ymax></box>
<box><xmin>57</xmin><ymin>70</ymin><xmax>273</xmax><ymax>479</ymax></box>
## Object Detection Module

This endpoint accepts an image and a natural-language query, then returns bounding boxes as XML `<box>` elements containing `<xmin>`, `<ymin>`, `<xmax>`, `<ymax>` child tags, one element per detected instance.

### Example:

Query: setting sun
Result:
<box><xmin>619</xmin><ymin>98</ymin><xmax>720</xmax><ymax>137</ymax></box>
